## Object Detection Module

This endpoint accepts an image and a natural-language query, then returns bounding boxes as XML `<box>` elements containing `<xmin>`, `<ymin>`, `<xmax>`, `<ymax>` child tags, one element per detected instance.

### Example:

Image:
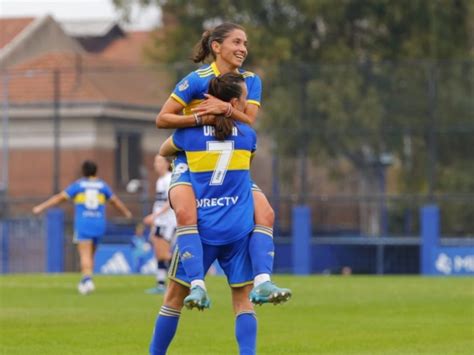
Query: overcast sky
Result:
<box><xmin>0</xmin><ymin>0</ymin><xmax>161</xmax><ymax>30</ymax></box>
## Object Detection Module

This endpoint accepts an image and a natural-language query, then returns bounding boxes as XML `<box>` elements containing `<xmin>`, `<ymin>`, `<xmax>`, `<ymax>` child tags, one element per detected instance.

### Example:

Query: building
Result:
<box><xmin>1</xmin><ymin>16</ymin><xmax>172</xmax><ymax>216</ymax></box>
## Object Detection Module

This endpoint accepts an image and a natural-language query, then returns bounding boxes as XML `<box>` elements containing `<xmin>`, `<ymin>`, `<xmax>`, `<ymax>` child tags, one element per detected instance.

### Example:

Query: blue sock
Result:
<box><xmin>81</xmin><ymin>275</ymin><xmax>91</xmax><ymax>283</ymax></box>
<box><xmin>149</xmin><ymin>306</ymin><xmax>181</xmax><ymax>355</ymax></box>
<box><xmin>235</xmin><ymin>312</ymin><xmax>257</xmax><ymax>355</ymax></box>
<box><xmin>176</xmin><ymin>226</ymin><xmax>204</xmax><ymax>282</ymax></box>
<box><xmin>249</xmin><ymin>225</ymin><xmax>274</xmax><ymax>276</ymax></box>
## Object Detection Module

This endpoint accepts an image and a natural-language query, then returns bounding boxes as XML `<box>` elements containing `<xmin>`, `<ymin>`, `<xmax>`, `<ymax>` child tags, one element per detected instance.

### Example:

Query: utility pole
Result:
<box><xmin>52</xmin><ymin>70</ymin><xmax>61</xmax><ymax>194</ymax></box>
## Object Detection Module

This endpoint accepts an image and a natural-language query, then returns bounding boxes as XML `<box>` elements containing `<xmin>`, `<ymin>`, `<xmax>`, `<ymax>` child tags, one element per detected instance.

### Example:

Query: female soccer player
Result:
<box><xmin>150</xmin><ymin>73</ymin><xmax>258</xmax><ymax>355</ymax></box>
<box><xmin>143</xmin><ymin>155</ymin><xmax>176</xmax><ymax>294</ymax></box>
<box><xmin>156</xmin><ymin>22</ymin><xmax>291</xmax><ymax>306</ymax></box>
<box><xmin>32</xmin><ymin>160</ymin><xmax>132</xmax><ymax>294</ymax></box>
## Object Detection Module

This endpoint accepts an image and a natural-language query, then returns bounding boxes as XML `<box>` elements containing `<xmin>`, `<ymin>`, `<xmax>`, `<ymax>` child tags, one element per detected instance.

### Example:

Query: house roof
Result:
<box><xmin>98</xmin><ymin>30</ymin><xmax>160</xmax><ymax>65</ymax></box>
<box><xmin>0</xmin><ymin>17</ymin><xmax>35</xmax><ymax>49</ymax></box>
<box><xmin>4</xmin><ymin>51</ymin><xmax>172</xmax><ymax>108</ymax></box>
<box><xmin>60</xmin><ymin>19</ymin><xmax>122</xmax><ymax>37</ymax></box>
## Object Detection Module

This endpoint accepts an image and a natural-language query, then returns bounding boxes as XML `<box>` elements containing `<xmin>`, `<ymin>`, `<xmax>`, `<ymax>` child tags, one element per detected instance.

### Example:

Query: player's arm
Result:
<box><xmin>156</xmin><ymin>98</ymin><xmax>196</xmax><ymax>128</ymax></box>
<box><xmin>109</xmin><ymin>195</ymin><xmax>132</xmax><ymax>219</ymax></box>
<box><xmin>192</xmin><ymin>95</ymin><xmax>259</xmax><ymax>126</ymax></box>
<box><xmin>156</xmin><ymin>98</ymin><xmax>215</xmax><ymax>129</ymax></box>
<box><xmin>159</xmin><ymin>136</ymin><xmax>179</xmax><ymax>157</ymax></box>
<box><xmin>32</xmin><ymin>192</ymin><xmax>68</xmax><ymax>215</ymax></box>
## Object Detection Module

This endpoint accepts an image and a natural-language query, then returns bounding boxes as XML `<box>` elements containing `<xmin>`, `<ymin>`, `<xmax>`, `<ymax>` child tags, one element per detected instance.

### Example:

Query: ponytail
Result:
<box><xmin>192</xmin><ymin>30</ymin><xmax>212</xmax><ymax>63</ymax></box>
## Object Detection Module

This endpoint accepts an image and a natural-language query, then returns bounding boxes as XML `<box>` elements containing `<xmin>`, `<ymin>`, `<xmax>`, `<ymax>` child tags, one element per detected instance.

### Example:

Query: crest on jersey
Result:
<box><xmin>178</xmin><ymin>80</ymin><xmax>189</xmax><ymax>91</ymax></box>
<box><xmin>171</xmin><ymin>163</ymin><xmax>189</xmax><ymax>183</ymax></box>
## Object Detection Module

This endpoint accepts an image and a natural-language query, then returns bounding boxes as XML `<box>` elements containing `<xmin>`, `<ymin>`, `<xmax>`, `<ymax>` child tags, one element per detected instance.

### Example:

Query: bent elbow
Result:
<box><xmin>156</xmin><ymin>114</ymin><xmax>166</xmax><ymax>129</ymax></box>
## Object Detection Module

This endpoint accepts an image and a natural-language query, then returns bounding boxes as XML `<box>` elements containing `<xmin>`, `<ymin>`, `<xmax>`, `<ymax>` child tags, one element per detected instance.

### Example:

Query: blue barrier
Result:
<box><xmin>45</xmin><ymin>208</ymin><xmax>64</xmax><ymax>273</ymax></box>
<box><xmin>292</xmin><ymin>206</ymin><xmax>311</xmax><ymax>275</ymax></box>
<box><xmin>421</xmin><ymin>205</ymin><xmax>474</xmax><ymax>275</ymax></box>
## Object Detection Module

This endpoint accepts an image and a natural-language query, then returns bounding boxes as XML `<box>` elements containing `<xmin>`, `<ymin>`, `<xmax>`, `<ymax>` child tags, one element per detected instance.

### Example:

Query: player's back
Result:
<box><xmin>64</xmin><ymin>177</ymin><xmax>113</xmax><ymax>237</ymax></box>
<box><xmin>172</xmin><ymin>122</ymin><xmax>256</xmax><ymax>245</ymax></box>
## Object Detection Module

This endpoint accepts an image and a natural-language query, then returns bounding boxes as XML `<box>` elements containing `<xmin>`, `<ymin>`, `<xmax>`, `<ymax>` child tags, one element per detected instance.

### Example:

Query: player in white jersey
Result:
<box><xmin>144</xmin><ymin>155</ymin><xmax>177</xmax><ymax>294</ymax></box>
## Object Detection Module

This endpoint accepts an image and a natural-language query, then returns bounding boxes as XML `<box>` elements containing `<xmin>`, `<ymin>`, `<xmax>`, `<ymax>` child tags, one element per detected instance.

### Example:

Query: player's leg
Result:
<box><xmin>249</xmin><ymin>186</ymin><xmax>291</xmax><ymax>304</ymax></box>
<box><xmin>182</xmin><ymin>242</ymin><xmax>217</xmax><ymax>310</ymax></box>
<box><xmin>76</xmin><ymin>238</ymin><xmax>95</xmax><ymax>294</ymax></box>
<box><xmin>232</xmin><ymin>285</ymin><xmax>257</xmax><ymax>355</ymax></box>
<box><xmin>220</xmin><ymin>236</ymin><xmax>257</xmax><ymax>355</ymax></box>
<box><xmin>149</xmin><ymin>279</ymin><xmax>189</xmax><ymax>355</ymax></box>
<box><xmin>170</xmin><ymin>183</ymin><xmax>207</xmax><ymax>293</ymax></box>
<box><xmin>147</xmin><ymin>228</ymin><xmax>171</xmax><ymax>294</ymax></box>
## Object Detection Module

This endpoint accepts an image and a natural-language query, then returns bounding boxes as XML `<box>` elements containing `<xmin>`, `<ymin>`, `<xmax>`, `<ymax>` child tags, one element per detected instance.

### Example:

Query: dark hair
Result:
<box><xmin>82</xmin><ymin>160</ymin><xmax>97</xmax><ymax>177</ymax></box>
<box><xmin>192</xmin><ymin>22</ymin><xmax>245</xmax><ymax>63</ymax></box>
<box><xmin>208</xmin><ymin>72</ymin><xmax>245</xmax><ymax>140</ymax></box>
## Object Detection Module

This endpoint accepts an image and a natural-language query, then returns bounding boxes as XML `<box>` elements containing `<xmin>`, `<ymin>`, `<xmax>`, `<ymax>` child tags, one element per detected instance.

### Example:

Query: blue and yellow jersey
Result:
<box><xmin>172</xmin><ymin>122</ymin><xmax>257</xmax><ymax>245</ymax></box>
<box><xmin>170</xmin><ymin>62</ymin><xmax>262</xmax><ymax>169</ymax></box>
<box><xmin>171</xmin><ymin>61</ymin><xmax>262</xmax><ymax>115</ymax></box>
<box><xmin>63</xmin><ymin>178</ymin><xmax>113</xmax><ymax>237</ymax></box>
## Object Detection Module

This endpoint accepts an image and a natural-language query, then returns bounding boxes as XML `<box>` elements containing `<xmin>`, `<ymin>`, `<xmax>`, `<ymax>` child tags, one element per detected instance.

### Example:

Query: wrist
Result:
<box><xmin>224</xmin><ymin>103</ymin><xmax>233</xmax><ymax>118</ymax></box>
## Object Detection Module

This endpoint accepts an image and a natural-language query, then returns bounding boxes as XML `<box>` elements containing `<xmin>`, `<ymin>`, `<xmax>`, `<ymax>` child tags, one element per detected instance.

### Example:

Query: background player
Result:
<box><xmin>150</xmin><ymin>73</ymin><xmax>257</xmax><ymax>355</ymax></box>
<box><xmin>143</xmin><ymin>155</ymin><xmax>177</xmax><ymax>294</ymax></box>
<box><xmin>155</xmin><ymin>22</ymin><xmax>291</xmax><ymax>305</ymax></box>
<box><xmin>32</xmin><ymin>160</ymin><xmax>132</xmax><ymax>294</ymax></box>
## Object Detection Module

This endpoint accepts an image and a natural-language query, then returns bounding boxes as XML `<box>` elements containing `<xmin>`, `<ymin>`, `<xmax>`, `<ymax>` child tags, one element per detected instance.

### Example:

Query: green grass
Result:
<box><xmin>0</xmin><ymin>275</ymin><xmax>473</xmax><ymax>354</ymax></box>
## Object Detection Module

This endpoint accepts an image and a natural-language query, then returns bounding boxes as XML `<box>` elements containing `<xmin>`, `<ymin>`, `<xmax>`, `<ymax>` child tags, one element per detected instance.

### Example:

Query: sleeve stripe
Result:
<box><xmin>170</xmin><ymin>136</ymin><xmax>182</xmax><ymax>151</ymax></box>
<box><xmin>247</xmin><ymin>99</ymin><xmax>261</xmax><ymax>107</ymax></box>
<box><xmin>170</xmin><ymin>93</ymin><xmax>187</xmax><ymax>107</ymax></box>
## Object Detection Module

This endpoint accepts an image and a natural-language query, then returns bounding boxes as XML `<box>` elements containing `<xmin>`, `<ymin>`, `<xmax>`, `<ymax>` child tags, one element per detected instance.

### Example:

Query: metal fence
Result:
<box><xmin>1</xmin><ymin>60</ymin><xmax>473</xmax><ymax>273</ymax></box>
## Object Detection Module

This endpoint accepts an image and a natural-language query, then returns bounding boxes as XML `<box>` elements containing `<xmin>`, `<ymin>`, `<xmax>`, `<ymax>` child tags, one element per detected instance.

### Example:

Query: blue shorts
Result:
<box><xmin>169</xmin><ymin>158</ymin><xmax>262</xmax><ymax>192</ymax></box>
<box><xmin>168</xmin><ymin>235</ymin><xmax>253</xmax><ymax>288</ymax></box>
<box><xmin>73</xmin><ymin>230</ymin><xmax>102</xmax><ymax>245</ymax></box>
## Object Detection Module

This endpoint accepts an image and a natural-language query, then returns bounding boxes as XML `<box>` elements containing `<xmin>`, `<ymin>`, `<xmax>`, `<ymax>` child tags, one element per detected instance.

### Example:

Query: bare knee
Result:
<box><xmin>163</xmin><ymin>281</ymin><xmax>188</xmax><ymax>310</ymax></box>
<box><xmin>173</xmin><ymin>205</ymin><xmax>197</xmax><ymax>225</ymax></box>
<box><xmin>232</xmin><ymin>285</ymin><xmax>254</xmax><ymax>315</ymax></box>
<box><xmin>253</xmin><ymin>193</ymin><xmax>275</xmax><ymax>227</ymax></box>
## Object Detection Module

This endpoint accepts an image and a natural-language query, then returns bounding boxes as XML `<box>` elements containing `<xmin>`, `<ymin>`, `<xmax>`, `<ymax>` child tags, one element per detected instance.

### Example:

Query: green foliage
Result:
<box><xmin>114</xmin><ymin>0</ymin><xmax>474</xmax><ymax>221</ymax></box>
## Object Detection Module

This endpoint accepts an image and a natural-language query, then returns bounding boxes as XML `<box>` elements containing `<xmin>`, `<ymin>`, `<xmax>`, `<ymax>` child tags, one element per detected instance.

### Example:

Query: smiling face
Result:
<box><xmin>213</xmin><ymin>29</ymin><xmax>248</xmax><ymax>69</ymax></box>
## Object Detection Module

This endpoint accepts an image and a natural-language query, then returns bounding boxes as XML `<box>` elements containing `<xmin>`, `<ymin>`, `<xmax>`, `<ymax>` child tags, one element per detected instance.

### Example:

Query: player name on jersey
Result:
<box><xmin>203</xmin><ymin>126</ymin><xmax>238</xmax><ymax>137</ymax></box>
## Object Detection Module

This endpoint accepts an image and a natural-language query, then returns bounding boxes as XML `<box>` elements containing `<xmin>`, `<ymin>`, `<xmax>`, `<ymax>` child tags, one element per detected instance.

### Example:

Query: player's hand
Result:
<box><xmin>143</xmin><ymin>214</ymin><xmax>153</xmax><ymax>226</ymax></box>
<box><xmin>32</xmin><ymin>206</ymin><xmax>42</xmax><ymax>215</ymax></box>
<box><xmin>192</xmin><ymin>94</ymin><xmax>227</xmax><ymax>115</ymax></box>
<box><xmin>124</xmin><ymin>211</ymin><xmax>133</xmax><ymax>219</ymax></box>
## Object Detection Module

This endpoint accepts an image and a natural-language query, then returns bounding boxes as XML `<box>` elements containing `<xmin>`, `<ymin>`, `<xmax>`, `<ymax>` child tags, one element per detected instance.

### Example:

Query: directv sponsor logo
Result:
<box><xmin>435</xmin><ymin>253</ymin><xmax>474</xmax><ymax>275</ymax></box>
<box><xmin>100</xmin><ymin>252</ymin><xmax>131</xmax><ymax>274</ymax></box>
<box><xmin>196</xmin><ymin>196</ymin><xmax>239</xmax><ymax>208</ymax></box>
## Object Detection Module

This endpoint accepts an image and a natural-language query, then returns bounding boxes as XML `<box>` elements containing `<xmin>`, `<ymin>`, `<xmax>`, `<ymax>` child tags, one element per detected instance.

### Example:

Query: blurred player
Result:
<box><xmin>155</xmin><ymin>22</ymin><xmax>291</xmax><ymax>306</ymax></box>
<box><xmin>143</xmin><ymin>155</ymin><xmax>177</xmax><ymax>294</ymax></box>
<box><xmin>131</xmin><ymin>222</ymin><xmax>151</xmax><ymax>273</ymax></box>
<box><xmin>32</xmin><ymin>160</ymin><xmax>132</xmax><ymax>294</ymax></box>
<box><xmin>150</xmin><ymin>73</ymin><xmax>257</xmax><ymax>355</ymax></box>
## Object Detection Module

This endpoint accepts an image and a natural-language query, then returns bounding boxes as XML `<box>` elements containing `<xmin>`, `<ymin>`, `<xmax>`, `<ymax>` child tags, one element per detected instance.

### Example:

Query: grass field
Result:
<box><xmin>0</xmin><ymin>274</ymin><xmax>473</xmax><ymax>354</ymax></box>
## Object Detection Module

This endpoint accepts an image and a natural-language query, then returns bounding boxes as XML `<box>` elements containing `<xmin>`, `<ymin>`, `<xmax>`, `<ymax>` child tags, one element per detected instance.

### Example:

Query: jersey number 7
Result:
<box><xmin>207</xmin><ymin>141</ymin><xmax>234</xmax><ymax>186</ymax></box>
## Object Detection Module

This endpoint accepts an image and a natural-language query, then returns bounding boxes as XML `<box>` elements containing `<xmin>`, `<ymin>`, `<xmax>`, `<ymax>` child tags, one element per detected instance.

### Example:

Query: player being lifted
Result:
<box><xmin>32</xmin><ymin>160</ymin><xmax>132</xmax><ymax>294</ymax></box>
<box><xmin>156</xmin><ymin>22</ymin><xmax>291</xmax><ymax>308</ymax></box>
<box><xmin>150</xmin><ymin>72</ymin><xmax>258</xmax><ymax>355</ymax></box>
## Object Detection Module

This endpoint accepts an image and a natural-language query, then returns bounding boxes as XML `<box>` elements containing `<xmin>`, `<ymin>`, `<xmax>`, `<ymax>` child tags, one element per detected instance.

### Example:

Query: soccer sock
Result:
<box><xmin>149</xmin><ymin>306</ymin><xmax>181</xmax><ymax>355</ymax></box>
<box><xmin>235</xmin><ymin>311</ymin><xmax>257</xmax><ymax>355</ymax></box>
<box><xmin>81</xmin><ymin>275</ymin><xmax>92</xmax><ymax>283</ymax></box>
<box><xmin>249</xmin><ymin>225</ymin><xmax>275</xmax><ymax>281</ymax></box>
<box><xmin>157</xmin><ymin>261</ymin><xmax>168</xmax><ymax>286</ymax></box>
<box><xmin>175</xmin><ymin>226</ymin><xmax>204</xmax><ymax>283</ymax></box>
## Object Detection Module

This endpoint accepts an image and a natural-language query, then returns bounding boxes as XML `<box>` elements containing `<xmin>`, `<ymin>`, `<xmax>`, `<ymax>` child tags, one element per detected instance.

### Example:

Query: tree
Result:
<box><xmin>115</xmin><ymin>0</ymin><xmax>474</xmax><ymax>233</ymax></box>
